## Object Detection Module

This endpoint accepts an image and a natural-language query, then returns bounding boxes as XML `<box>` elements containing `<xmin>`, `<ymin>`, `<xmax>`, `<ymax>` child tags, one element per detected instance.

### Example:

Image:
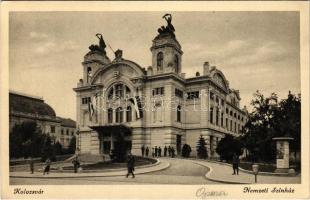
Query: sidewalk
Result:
<box><xmin>193</xmin><ymin>160</ymin><xmax>301</xmax><ymax>184</ymax></box>
<box><xmin>10</xmin><ymin>159</ymin><xmax>170</xmax><ymax>179</ymax></box>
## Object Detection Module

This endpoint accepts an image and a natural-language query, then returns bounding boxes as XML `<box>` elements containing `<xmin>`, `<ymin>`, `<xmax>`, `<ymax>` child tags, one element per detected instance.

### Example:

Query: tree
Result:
<box><xmin>241</xmin><ymin>91</ymin><xmax>301</xmax><ymax>162</ymax></box>
<box><xmin>196</xmin><ymin>135</ymin><xmax>208</xmax><ymax>159</ymax></box>
<box><xmin>216</xmin><ymin>135</ymin><xmax>243</xmax><ymax>162</ymax></box>
<box><xmin>181</xmin><ymin>144</ymin><xmax>192</xmax><ymax>158</ymax></box>
<box><xmin>41</xmin><ymin>134</ymin><xmax>56</xmax><ymax>161</ymax></box>
<box><xmin>10</xmin><ymin>121</ymin><xmax>46</xmax><ymax>159</ymax></box>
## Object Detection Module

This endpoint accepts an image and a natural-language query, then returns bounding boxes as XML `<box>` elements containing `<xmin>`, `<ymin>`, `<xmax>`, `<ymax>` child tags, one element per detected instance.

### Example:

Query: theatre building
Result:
<box><xmin>74</xmin><ymin>15</ymin><xmax>248</xmax><ymax>158</ymax></box>
<box><xmin>9</xmin><ymin>91</ymin><xmax>76</xmax><ymax>148</ymax></box>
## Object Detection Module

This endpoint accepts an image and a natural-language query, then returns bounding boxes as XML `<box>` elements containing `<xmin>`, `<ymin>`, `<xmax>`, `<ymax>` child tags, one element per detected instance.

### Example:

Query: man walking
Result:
<box><xmin>126</xmin><ymin>153</ymin><xmax>135</xmax><ymax>178</ymax></box>
<box><xmin>29</xmin><ymin>158</ymin><xmax>34</xmax><ymax>174</ymax></box>
<box><xmin>232</xmin><ymin>153</ymin><xmax>239</xmax><ymax>175</ymax></box>
<box><xmin>43</xmin><ymin>158</ymin><xmax>51</xmax><ymax>175</ymax></box>
<box><xmin>72</xmin><ymin>156</ymin><xmax>80</xmax><ymax>173</ymax></box>
<box><xmin>152</xmin><ymin>147</ymin><xmax>155</xmax><ymax>157</ymax></box>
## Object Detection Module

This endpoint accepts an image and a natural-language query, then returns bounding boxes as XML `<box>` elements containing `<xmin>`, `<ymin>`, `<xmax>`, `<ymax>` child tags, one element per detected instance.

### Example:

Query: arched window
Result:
<box><xmin>108</xmin><ymin>108</ymin><xmax>113</xmax><ymax>123</ymax></box>
<box><xmin>87</xmin><ymin>67</ymin><xmax>92</xmax><ymax>83</ymax></box>
<box><xmin>157</xmin><ymin>52</ymin><xmax>163</xmax><ymax>71</ymax></box>
<box><xmin>116</xmin><ymin>107</ymin><xmax>123</xmax><ymax>123</ymax></box>
<box><xmin>177</xmin><ymin>105</ymin><xmax>181</xmax><ymax>122</ymax></box>
<box><xmin>108</xmin><ymin>87</ymin><xmax>114</xmax><ymax>99</ymax></box>
<box><xmin>115</xmin><ymin>84</ymin><xmax>124</xmax><ymax>98</ymax></box>
<box><xmin>174</xmin><ymin>55</ymin><xmax>179</xmax><ymax>73</ymax></box>
<box><xmin>126</xmin><ymin>106</ymin><xmax>132</xmax><ymax>122</ymax></box>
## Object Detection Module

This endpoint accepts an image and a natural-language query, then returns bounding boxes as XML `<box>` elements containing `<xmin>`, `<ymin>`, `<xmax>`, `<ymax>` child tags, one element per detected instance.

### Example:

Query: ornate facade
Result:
<box><xmin>74</xmin><ymin>15</ymin><xmax>248</xmax><ymax>158</ymax></box>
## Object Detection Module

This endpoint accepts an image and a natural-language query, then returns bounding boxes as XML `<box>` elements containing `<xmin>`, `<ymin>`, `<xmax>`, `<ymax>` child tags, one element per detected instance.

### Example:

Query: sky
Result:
<box><xmin>9</xmin><ymin>11</ymin><xmax>300</xmax><ymax>120</ymax></box>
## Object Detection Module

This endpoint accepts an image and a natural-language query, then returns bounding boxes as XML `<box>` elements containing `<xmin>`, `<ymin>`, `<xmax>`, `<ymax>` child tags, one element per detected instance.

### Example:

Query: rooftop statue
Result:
<box><xmin>157</xmin><ymin>14</ymin><xmax>175</xmax><ymax>37</ymax></box>
<box><xmin>89</xmin><ymin>33</ymin><xmax>107</xmax><ymax>54</ymax></box>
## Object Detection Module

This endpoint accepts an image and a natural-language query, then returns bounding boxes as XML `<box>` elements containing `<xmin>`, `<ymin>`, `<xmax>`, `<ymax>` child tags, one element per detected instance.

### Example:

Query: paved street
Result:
<box><xmin>10</xmin><ymin>158</ymin><xmax>301</xmax><ymax>185</ymax></box>
<box><xmin>10</xmin><ymin>158</ymin><xmax>219</xmax><ymax>185</ymax></box>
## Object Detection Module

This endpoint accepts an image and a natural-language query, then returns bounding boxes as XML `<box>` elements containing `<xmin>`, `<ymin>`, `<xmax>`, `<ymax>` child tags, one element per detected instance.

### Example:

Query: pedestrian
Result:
<box><xmin>171</xmin><ymin>147</ymin><xmax>175</xmax><ymax>158</ymax></box>
<box><xmin>141</xmin><ymin>145</ymin><xmax>145</xmax><ymax>157</ymax></box>
<box><xmin>168</xmin><ymin>146</ymin><xmax>171</xmax><ymax>157</ymax></box>
<box><xmin>158</xmin><ymin>147</ymin><xmax>162</xmax><ymax>157</ymax></box>
<box><xmin>43</xmin><ymin>158</ymin><xmax>51</xmax><ymax>175</ymax></box>
<box><xmin>152</xmin><ymin>147</ymin><xmax>155</xmax><ymax>157</ymax></box>
<box><xmin>29</xmin><ymin>157</ymin><xmax>34</xmax><ymax>174</ymax></box>
<box><xmin>145</xmin><ymin>147</ymin><xmax>149</xmax><ymax>157</ymax></box>
<box><xmin>164</xmin><ymin>146</ymin><xmax>167</xmax><ymax>157</ymax></box>
<box><xmin>155</xmin><ymin>146</ymin><xmax>158</xmax><ymax>157</ymax></box>
<box><xmin>72</xmin><ymin>156</ymin><xmax>80</xmax><ymax>173</ymax></box>
<box><xmin>232</xmin><ymin>153</ymin><xmax>239</xmax><ymax>175</ymax></box>
<box><xmin>126</xmin><ymin>152</ymin><xmax>135</xmax><ymax>178</ymax></box>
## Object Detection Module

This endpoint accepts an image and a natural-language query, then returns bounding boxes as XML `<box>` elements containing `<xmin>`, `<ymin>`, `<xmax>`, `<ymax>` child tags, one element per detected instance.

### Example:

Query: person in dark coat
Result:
<box><xmin>164</xmin><ymin>146</ymin><xmax>167</xmax><ymax>157</ymax></box>
<box><xmin>72</xmin><ymin>156</ymin><xmax>80</xmax><ymax>173</ymax></box>
<box><xmin>171</xmin><ymin>147</ymin><xmax>175</xmax><ymax>158</ymax></box>
<box><xmin>168</xmin><ymin>146</ymin><xmax>172</xmax><ymax>157</ymax></box>
<box><xmin>155</xmin><ymin>146</ymin><xmax>158</xmax><ymax>157</ymax></box>
<box><xmin>141</xmin><ymin>145</ymin><xmax>145</xmax><ymax>157</ymax></box>
<box><xmin>145</xmin><ymin>147</ymin><xmax>149</xmax><ymax>157</ymax></box>
<box><xmin>29</xmin><ymin>158</ymin><xmax>34</xmax><ymax>174</ymax></box>
<box><xmin>126</xmin><ymin>153</ymin><xmax>135</xmax><ymax>178</ymax></box>
<box><xmin>152</xmin><ymin>148</ymin><xmax>155</xmax><ymax>157</ymax></box>
<box><xmin>232</xmin><ymin>153</ymin><xmax>239</xmax><ymax>175</ymax></box>
<box><xmin>43</xmin><ymin>158</ymin><xmax>51</xmax><ymax>175</ymax></box>
<box><xmin>158</xmin><ymin>147</ymin><xmax>162</xmax><ymax>157</ymax></box>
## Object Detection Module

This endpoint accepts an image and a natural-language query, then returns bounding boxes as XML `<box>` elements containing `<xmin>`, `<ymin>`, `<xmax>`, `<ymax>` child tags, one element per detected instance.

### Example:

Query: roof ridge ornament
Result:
<box><xmin>157</xmin><ymin>13</ymin><xmax>175</xmax><ymax>38</ymax></box>
<box><xmin>88</xmin><ymin>33</ymin><xmax>107</xmax><ymax>54</ymax></box>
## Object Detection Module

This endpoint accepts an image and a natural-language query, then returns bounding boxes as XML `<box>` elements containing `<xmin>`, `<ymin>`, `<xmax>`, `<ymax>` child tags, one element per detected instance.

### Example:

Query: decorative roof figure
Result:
<box><xmin>157</xmin><ymin>14</ymin><xmax>175</xmax><ymax>38</ymax></box>
<box><xmin>88</xmin><ymin>33</ymin><xmax>107</xmax><ymax>54</ymax></box>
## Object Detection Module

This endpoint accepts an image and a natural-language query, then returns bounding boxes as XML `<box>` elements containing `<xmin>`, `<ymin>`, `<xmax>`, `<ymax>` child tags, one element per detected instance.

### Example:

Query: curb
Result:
<box><xmin>10</xmin><ymin>161</ymin><xmax>170</xmax><ymax>179</ymax></box>
<box><xmin>193</xmin><ymin>161</ymin><xmax>252</xmax><ymax>184</ymax></box>
<box><xmin>40</xmin><ymin>159</ymin><xmax>161</xmax><ymax>173</ymax></box>
<box><xmin>187</xmin><ymin>158</ymin><xmax>299</xmax><ymax>177</ymax></box>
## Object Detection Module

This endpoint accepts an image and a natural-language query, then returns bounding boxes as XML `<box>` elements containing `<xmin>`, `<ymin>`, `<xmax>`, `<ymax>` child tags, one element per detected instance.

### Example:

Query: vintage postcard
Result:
<box><xmin>0</xmin><ymin>1</ymin><xmax>309</xmax><ymax>199</ymax></box>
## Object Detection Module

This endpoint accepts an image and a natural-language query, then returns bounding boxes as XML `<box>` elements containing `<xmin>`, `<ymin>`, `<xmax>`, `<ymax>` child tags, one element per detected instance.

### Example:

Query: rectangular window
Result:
<box><xmin>230</xmin><ymin>120</ymin><xmax>232</xmax><ymax>131</ymax></box>
<box><xmin>216</xmin><ymin>108</ymin><xmax>219</xmax><ymax>126</ymax></box>
<box><xmin>51</xmin><ymin>126</ymin><xmax>55</xmax><ymax>133</ymax></box>
<box><xmin>175</xmin><ymin>88</ymin><xmax>183</xmax><ymax>98</ymax></box>
<box><xmin>221</xmin><ymin>113</ymin><xmax>224</xmax><ymax>127</ymax></box>
<box><xmin>210</xmin><ymin>107</ymin><xmax>214</xmax><ymax>124</ymax></box>
<box><xmin>216</xmin><ymin>97</ymin><xmax>219</xmax><ymax>104</ymax></box>
<box><xmin>210</xmin><ymin>91</ymin><xmax>214</xmax><ymax>100</ymax></box>
<box><xmin>61</xmin><ymin>129</ymin><xmax>64</xmax><ymax>135</ymax></box>
<box><xmin>82</xmin><ymin>97</ymin><xmax>91</xmax><ymax>105</ymax></box>
<box><xmin>221</xmin><ymin>99</ymin><xmax>225</xmax><ymax>106</ymax></box>
<box><xmin>187</xmin><ymin>91</ymin><xmax>200</xmax><ymax>100</ymax></box>
<box><xmin>152</xmin><ymin>87</ymin><xmax>165</xmax><ymax>96</ymax></box>
<box><xmin>234</xmin><ymin>122</ymin><xmax>237</xmax><ymax>133</ymax></box>
<box><xmin>226</xmin><ymin>118</ymin><xmax>228</xmax><ymax>130</ymax></box>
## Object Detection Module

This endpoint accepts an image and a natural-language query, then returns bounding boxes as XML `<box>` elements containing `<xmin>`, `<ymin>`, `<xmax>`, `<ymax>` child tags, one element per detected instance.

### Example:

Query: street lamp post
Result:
<box><xmin>252</xmin><ymin>164</ymin><xmax>259</xmax><ymax>183</ymax></box>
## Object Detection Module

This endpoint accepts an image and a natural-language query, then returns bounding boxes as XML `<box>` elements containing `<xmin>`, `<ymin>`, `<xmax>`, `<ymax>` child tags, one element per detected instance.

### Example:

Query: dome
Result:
<box><xmin>9</xmin><ymin>92</ymin><xmax>56</xmax><ymax>118</ymax></box>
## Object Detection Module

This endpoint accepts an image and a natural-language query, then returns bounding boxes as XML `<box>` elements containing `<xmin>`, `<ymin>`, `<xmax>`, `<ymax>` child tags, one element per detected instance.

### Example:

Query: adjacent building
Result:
<box><xmin>9</xmin><ymin>91</ymin><xmax>76</xmax><ymax>148</ymax></box>
<box><xmin>74</xmin><ymin>15</ymin><xmax>248</xmax><ymax>158</ymax></box>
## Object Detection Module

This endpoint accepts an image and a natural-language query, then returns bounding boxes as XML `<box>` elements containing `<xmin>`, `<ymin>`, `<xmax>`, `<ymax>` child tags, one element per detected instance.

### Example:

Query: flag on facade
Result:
<box><xmin>129</xmin><ymin>96</ymin><xmax>143</xmax><ymax>119</ymax></box>
<box><xmin>88</xmin><ymin>101</ymin><xmax>95</xmax><ymax>121</ymax></box>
